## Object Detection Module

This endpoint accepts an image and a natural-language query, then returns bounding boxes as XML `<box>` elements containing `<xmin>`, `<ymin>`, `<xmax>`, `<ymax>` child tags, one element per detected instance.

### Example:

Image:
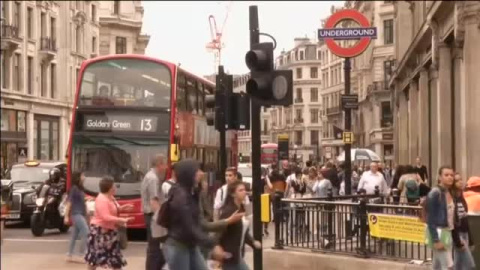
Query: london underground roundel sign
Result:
<box><xmin>318</xmin><ymin>9</ymin><xmax>377</xmax><ymax>58</ymax></box>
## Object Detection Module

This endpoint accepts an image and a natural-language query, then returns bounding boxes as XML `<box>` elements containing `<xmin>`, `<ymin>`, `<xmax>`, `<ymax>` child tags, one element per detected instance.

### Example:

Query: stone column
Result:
<box><xmin>429</xmin><ymin>65</ymin><xmax>439</xmax><ymax>180</ymax></box>
<box><xmin>452</xmin><ymin>45</ymin><xmax>465</xmax><ymax>176</ymax></box>
<box><xmin>398</xmin><ymin>91</ymin><xmax>409</xmax><ymax>164</ymax></box>
<box><xmin>409</xmin><ymin>80</ymin><xmax>419</xmax><ymax>163</ymax></box>
<box><xmin>27</xmin><ymin>111</ymin><xmax>35</xmax><ymax>160</ymax></box>
<box><xmin>436</xmin><ymin>43</ymin><xmax>453</xmax><ymax>168</ymax></box>
<box><xmin>418</xmin><ymin>68</ymin><xmax>429</xmax><ymax>168</ymax></box>
<box><xmin>463</xmin><ymin>8</ymin><xmax>480</xmax><ymax>177</ymax></box>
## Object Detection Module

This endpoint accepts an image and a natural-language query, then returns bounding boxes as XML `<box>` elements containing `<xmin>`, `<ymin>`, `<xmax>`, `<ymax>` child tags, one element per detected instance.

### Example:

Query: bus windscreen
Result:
<box><xmin>71</xmin><ymin>135</ymin><xmax>169</xmax><ymax>198</ymax></box>
<box><xmin>78</xmin><ymin>59</ymin><xmax>171</xmax><ymax>108</ymax></box>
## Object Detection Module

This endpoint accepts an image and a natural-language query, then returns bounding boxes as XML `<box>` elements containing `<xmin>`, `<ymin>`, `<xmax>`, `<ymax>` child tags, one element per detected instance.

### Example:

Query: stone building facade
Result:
<box><xmin>390</xmin><ymin>1</ymin><xmax>480</xmax><ymax>183</ymax></box>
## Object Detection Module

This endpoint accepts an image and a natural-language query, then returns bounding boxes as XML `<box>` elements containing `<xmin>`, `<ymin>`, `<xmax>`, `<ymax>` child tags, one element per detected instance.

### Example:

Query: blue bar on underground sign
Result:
<box><xmin>318</xmin><ymin>27</ymin><xmax>377</xmax><ymax>40</ymax></box>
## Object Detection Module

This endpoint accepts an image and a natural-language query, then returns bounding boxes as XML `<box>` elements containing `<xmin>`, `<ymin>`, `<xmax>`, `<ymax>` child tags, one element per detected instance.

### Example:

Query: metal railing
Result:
<box><xmin>40</xmin><ymin>37</ymin><xmax>57</xmax><ymax>52</ymax></box>
<box><xmin>326</xmin><ymin>106</ymin><xmax>341</xmax><ymax>116</ymax></box>
<box><xmin>1</xmin><ymin>24</ymin><xmax>20</xmax><ymax>39</ymax></box>
<box><xmin>272</xmin><ymin>190</ymin><xmax>432</xmax><ymax>262</ymax></box>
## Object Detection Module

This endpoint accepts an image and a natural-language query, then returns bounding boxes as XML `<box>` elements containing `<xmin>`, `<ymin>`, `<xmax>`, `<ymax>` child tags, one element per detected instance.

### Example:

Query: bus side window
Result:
<box><xmin>177</xmin><ymin>73</ymin><xmax>187</xmax><ymax>112</ymax></box>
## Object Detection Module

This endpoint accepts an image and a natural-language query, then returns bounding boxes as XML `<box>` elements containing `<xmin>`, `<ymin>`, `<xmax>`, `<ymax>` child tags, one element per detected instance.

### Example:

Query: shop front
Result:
<box><xmin>1</xmin><ymin>109</ymin><xmax>28</xmax><ymax>176</ymax></box>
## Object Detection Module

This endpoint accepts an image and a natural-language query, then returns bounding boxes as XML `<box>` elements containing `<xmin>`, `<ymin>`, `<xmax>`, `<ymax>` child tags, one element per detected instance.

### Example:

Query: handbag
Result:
<box><xmin>113</xmin><ymin>199</ymin><xmax>128</xmax><ymax>250</ymax></box>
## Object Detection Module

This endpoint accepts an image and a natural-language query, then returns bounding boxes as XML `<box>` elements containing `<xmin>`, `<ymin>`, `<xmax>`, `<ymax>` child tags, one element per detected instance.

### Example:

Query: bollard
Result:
<box><xmin>326</xmin><ymin>188</ymin><xmax>335</xmax><ymax>248</ymax></box>
<box><xmin>273</xmin><ymin>192</ymin><xmax>284</xmax><ymax>249</ymax></box>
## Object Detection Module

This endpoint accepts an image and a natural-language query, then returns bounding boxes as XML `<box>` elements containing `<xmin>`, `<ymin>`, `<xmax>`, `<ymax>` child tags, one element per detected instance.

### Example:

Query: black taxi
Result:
<box><xmin>1</xmin><ymin>160</ymin><xmax>66</xmax><ymax>224</ymax></box>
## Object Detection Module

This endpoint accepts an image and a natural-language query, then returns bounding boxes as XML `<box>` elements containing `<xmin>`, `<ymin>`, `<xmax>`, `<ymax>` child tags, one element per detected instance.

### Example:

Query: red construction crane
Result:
<box><xmin>206</xmin><ymin>2</ymin><xmax>233</xmax><ymax>74</ymax></box>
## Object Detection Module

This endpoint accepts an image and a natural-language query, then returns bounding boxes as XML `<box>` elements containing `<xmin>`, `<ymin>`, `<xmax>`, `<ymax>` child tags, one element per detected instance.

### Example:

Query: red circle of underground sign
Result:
<box><xmin>324</xmin><ymin>9</ymin><xmax>372</xmax><ymax>58</ymax></box>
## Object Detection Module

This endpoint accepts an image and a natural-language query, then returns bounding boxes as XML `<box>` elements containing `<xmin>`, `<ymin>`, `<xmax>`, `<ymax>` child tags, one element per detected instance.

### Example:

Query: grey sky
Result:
<box><xmin>143</xmin><ymin>1</ymin><xmax>344</xmax><ymax>76</ymax></box>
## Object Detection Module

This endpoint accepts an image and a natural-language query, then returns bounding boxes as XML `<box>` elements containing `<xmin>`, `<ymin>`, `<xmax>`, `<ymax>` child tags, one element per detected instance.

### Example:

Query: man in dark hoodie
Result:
<box><xmin>163</xmin><ymin>159</ymin><xmax>228</xmax><ymax>269</ymax></box>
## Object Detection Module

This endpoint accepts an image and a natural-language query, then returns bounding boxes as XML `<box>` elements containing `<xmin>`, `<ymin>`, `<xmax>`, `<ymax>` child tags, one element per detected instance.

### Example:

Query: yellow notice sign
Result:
<box><xmin>368</xmin><ymin>213</ymin><xmax>426</xmax><ymax>243</ymax></box>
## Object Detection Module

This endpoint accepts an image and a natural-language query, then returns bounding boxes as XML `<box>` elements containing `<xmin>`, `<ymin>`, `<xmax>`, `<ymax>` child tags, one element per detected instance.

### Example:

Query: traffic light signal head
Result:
<box><xmin>205</xmin><ymin>94</ymin><xmax>216</xmax><ymax>126</ymax></box>
<box><xmin>245</xmin><ymin>42</ymin><xmax>293</xmax><ymax>107</ymax></box>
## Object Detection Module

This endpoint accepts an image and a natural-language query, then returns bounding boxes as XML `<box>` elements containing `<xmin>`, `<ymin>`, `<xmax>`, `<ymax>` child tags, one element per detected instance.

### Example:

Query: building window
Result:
<box><xmin>40</xmin><ymin>64</ymin><xmax>46</xmax><ymax>97</ymax></box>
<box><xmin>295</xmin><ymin>131</ymin><xmax>303</xmax><ymax>146</ymax></box>
<box><xmin>27</xmin><ymin>57</ymin><xmax>33</xmax><ymax>95</ymax></box>
<box><xmin>13</xmin><ymin>53</ymin><xmax>21</xmax><ymax>92</ymax></box>
<box><xmin>310</xmin><ymin>88</ymin><xmax>318</xmax><ymax>102</ymax></box>
<box><xmin>310</xmin><ymin>109</ymin><xmax>319</xmax><ymax>124</ymax></box>
<box><xmin>91</xmin><ymin>4</ymin><xmax>96</xmax><ymax>22</ymax></box>
<box><xmin>92</xmin><ymin>36</ymin><xmax>97</xmax><ymax>53</ymax></box>
<box><xmin>34</xmin><ymin>117</ymin><xmax>59</xmax><ymax>161</ymax></box>
<box><xmin>40</xmin><ymin>12</ymin><xmax>46</xmax><ymax>37</ymax></box>
<box><xmin>310</xmin><ymin>67</ymin><xmax>318</xmax><ymax>79</ymax></box>
<box><xmin>1</xmin><ymin>55</ymin><xmax>7</xmax><ymax>89</ymax></box>
<box><xmin>13</xmin><ymin>1</ymin><xmax>21</xmax><ymax>32</ymax></box>
<box><xmin>381</xmin><ymin>101</ymin><xmax>393</xmax><ymax>127</ymax></box>
<box><xmin>296</xmin><ymin>68</ymin><xmax>302</xmax><ymax>79</ymax></box>
<box><xmin>384</xmin><ymin>19</ymin><xmax>394</xmax><ymax>45</ymax></box>
<box><xmin>50</xmin><ymin>63</ymin><xmax>56</xmax><ymax>99</ymax></box>
<box><xmin>27</xmin><ymin>7</ymin><xmax>33</xmax><ymax>39</ymax></box>
<box><xmin>115</xmin><ymin>36</ymin><xmax>127</xmax><ymax>54</ymax></box>
<box><xmin>296</xmin><ymin>88</ymin><xmax>302</xmax><ymax>101</ymax></box>
<box><xmin>295</xmin><ymin>109</ymin><xmax>302</xmax><ymax>122</ymax></box>
<box><xmin>113</xmin><ymin>1</ymin><xmax>120</xmax><ymax>15</ymax></box>
<box><xmin>311</xmin><ymin>130</ymin><xmax>319</xmax><ymax>146</ymax></box>
<box><xmin>384</xmin><ymin>60</ymin><xmax>394</xmax><ymax>86</ymax></box>
<box><xmin>299</xmin><ymin>51</ymin><xmax>304</xmax><ymax>60</ymax></box>
<box><xmin>50</xmin><ymin>17</ymin><xmax>56</xmax><ymax>40</ymax></box>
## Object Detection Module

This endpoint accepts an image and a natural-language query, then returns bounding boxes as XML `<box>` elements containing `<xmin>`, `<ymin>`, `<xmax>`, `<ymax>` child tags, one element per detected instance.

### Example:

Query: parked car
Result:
<box><xmin>1</xmin><ymin>160</ymin><xmax>66</xmax><ymax>224</ymax></box>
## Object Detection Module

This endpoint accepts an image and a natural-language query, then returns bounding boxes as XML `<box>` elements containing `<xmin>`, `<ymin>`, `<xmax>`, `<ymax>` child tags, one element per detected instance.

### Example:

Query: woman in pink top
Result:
<box><xmin>85</xmin><ymin>176</ymin><xmax>133</xmax><ymax>270</ymax></box>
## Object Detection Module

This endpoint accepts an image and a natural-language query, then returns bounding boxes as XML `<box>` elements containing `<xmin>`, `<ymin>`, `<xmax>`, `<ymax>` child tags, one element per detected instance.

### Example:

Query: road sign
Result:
<box><xmin>18</xmin><ymin>147</ymin><xmax>27</xmax><ymax>157</ymax></box>
<box><xmin>341</xmin><ymin>94</ymin><xmax>359</xmax><ymax>110</ymax></box>
<box><xmin>343</xmin><ymin>132</ymin><xmax>354</xmax><ymax>144</ymax></box>
<box><xmin>318</xmin><ymin>9</ymin><xmax>377</xmax><ymax>58</ymax></box>
<box><xmin>278</xmin><ymin>134</ymin><xmax>289</xmax><ymax>160</ymax></box>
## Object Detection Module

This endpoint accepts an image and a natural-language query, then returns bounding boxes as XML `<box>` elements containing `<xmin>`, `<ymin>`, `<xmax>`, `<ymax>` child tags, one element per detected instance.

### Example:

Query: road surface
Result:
<box><xmin>1</xmin><ymin>222</ymin><xmax>274</xmax><ymax>269</ymax></box>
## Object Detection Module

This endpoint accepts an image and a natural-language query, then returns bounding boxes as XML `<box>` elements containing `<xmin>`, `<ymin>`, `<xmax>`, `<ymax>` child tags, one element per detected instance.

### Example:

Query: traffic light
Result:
<box><xmin>245</xmin><ymin>42</ymin><xmax>293</xmax><ymax>107</ymax></box>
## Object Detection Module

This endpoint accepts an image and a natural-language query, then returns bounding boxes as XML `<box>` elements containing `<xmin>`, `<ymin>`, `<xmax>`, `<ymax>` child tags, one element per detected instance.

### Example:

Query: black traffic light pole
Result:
<box><xmin>249</xmin><ymin>6</ymin><xmax>263</xmax><ymax>270</ymax></box>
<box><xmin>217</xmin><ymin>66</ymin><xmax>228</xmax><ymax>183</ymax></box>
<box><xmin>344</xmin><ymin>58</ymin><xmax>352</xmax><ymax>195</ymax></box>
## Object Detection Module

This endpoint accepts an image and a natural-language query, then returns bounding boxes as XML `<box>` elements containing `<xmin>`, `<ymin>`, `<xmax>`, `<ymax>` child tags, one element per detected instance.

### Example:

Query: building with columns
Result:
<box><xmin>390</xmin><ymin>1</ymin><xmax>480</xmax><ymax>183</ymax></box>
<box><xmin>98</xmin><ymin>1</ymin><xmax>149</xmax><ymax>55</ymax></box>
<box><xmin>348</xmin><ymin>0</ymin><xmax>396</xmax><ymax>166</ymax></box>
<box><xmin>0</xmin><ymin>1</ymin><xmax>149</xmax><ymax>172</ymax></box>
<box><xmin>271</xmin><ymin>38</ymin><xmax>323</xmax><ymax>165</ymax></box>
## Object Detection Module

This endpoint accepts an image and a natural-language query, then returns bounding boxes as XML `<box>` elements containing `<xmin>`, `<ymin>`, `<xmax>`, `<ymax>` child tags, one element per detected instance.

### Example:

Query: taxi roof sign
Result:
<box><xmin>25</xmin><ymin>160</ymin><xmax>40</xmax><ymax>167</ymax></box>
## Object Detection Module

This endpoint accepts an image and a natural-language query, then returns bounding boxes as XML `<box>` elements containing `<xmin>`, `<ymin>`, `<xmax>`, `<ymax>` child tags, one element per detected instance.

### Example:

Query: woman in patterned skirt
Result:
<box><xmin>85</xmin><ymin>176</ymin><xmax>133</xmax><ymax>270</ymax></box>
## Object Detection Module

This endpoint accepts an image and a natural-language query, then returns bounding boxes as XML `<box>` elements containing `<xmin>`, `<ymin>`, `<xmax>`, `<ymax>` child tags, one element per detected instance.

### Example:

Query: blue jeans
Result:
<box><xmin>163</xmin><ymin>238</ymin><xmax>208</xmax><ymax>270</ymax></box>
<box><xmin>432</xmin><ymin>246</ymin><xmax>453</xmax><ymax>270</ymax></box>
<box><xmin>222</xmin><ymin>259</ymin><xmax>249</xmax><ymax>270</ymax></box>
<box><xmin>67</xmin><ymin>214</ymin><xmax>89</xmax><ymax>256</ymax></box>
<box><xmin>454</xmin><ymin>232</ymin><xmax>476</xmax><ymax>270</ymax></box>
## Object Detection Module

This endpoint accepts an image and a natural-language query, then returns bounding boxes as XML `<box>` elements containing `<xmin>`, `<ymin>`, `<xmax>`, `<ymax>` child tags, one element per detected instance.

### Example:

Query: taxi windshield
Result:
<box><xmin>7</xmin><ymin>167</ymin><xmax>50</xmax><ymax>183</ymax></box>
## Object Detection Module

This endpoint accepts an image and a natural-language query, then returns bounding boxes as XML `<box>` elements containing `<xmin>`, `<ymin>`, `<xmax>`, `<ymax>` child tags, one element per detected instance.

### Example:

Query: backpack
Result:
<box><xmin>405</xmin><ymin>179</ymin><xmax>420</xmax><ymax>203</ymax></box>
<box><xmin>153</xmin><ymin>181</ymin><xmax>175</xmax><ymax>242</ymax></box>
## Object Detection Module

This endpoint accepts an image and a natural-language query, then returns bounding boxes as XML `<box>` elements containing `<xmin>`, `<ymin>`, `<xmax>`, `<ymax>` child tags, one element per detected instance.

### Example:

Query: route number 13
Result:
<box><xmin>140</xmin><ymin>119</ymin><xmax>152</xmax><ymax>131</ymax></box>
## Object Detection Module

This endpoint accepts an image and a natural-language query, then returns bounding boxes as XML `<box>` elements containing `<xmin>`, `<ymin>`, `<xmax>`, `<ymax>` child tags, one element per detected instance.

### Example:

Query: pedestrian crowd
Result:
<box><xmin>60</xmin><ymin>152</ymin><xmax>479</xmax><ymax>270</ymax></box>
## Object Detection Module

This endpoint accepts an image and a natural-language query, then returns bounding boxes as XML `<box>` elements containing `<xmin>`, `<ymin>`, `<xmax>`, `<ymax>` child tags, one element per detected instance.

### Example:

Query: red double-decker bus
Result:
<box><xmin>67</xmin><ymin>55</ymin><xmax>237</xmax><ymax>228</ymax></box>
<box><xmin>261</xmin><ymin>143</ymin><xmax>278</xmax><ymax>166</ymax></box>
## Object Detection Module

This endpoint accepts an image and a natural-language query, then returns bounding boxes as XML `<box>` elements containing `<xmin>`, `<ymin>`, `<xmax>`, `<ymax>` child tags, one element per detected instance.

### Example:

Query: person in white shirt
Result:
<box><xmin>214</xmin><ymin>167</ymin><xmax>250</xmax><ymax>221</ymax></box>
<box><xmin>357</xmin><ymin>162</ymin><xmax>389</xmax><ymax>195</ymax></box>
<box><xmin>161</xmin><ymin>164</ymin><xmax>177</xmax><ymax>198</ymax></box>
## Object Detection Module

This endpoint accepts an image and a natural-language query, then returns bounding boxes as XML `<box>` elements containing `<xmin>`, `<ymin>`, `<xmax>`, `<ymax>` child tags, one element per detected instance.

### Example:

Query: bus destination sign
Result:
<box><xmin>83</xmin><ymin>114</ymin><xmax>159</xmax><ymax>133</ymax></box>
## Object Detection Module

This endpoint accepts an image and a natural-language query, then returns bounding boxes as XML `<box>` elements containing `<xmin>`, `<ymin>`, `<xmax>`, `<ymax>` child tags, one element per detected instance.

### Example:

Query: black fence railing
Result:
<box><xmin>40</xmin><ymin>37</ymin><xmax>57</xmax><ymax>52</ymax></box>
<box><xmin>272</xmin><ymin>190</ymin><xmax>432</xmax><ymax>262</ymax></box>
<box><xmin>1</xmin><ymin>24</ymin><xmax>20</xmax><ymax>39</ymax></box>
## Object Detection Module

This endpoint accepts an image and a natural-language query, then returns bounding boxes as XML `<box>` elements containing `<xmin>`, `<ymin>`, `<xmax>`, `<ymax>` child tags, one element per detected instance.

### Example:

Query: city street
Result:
<box><xmin>1</xmin><ymin>222</ymin><xmax>273</xmax><ymax>269</ymax></box>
